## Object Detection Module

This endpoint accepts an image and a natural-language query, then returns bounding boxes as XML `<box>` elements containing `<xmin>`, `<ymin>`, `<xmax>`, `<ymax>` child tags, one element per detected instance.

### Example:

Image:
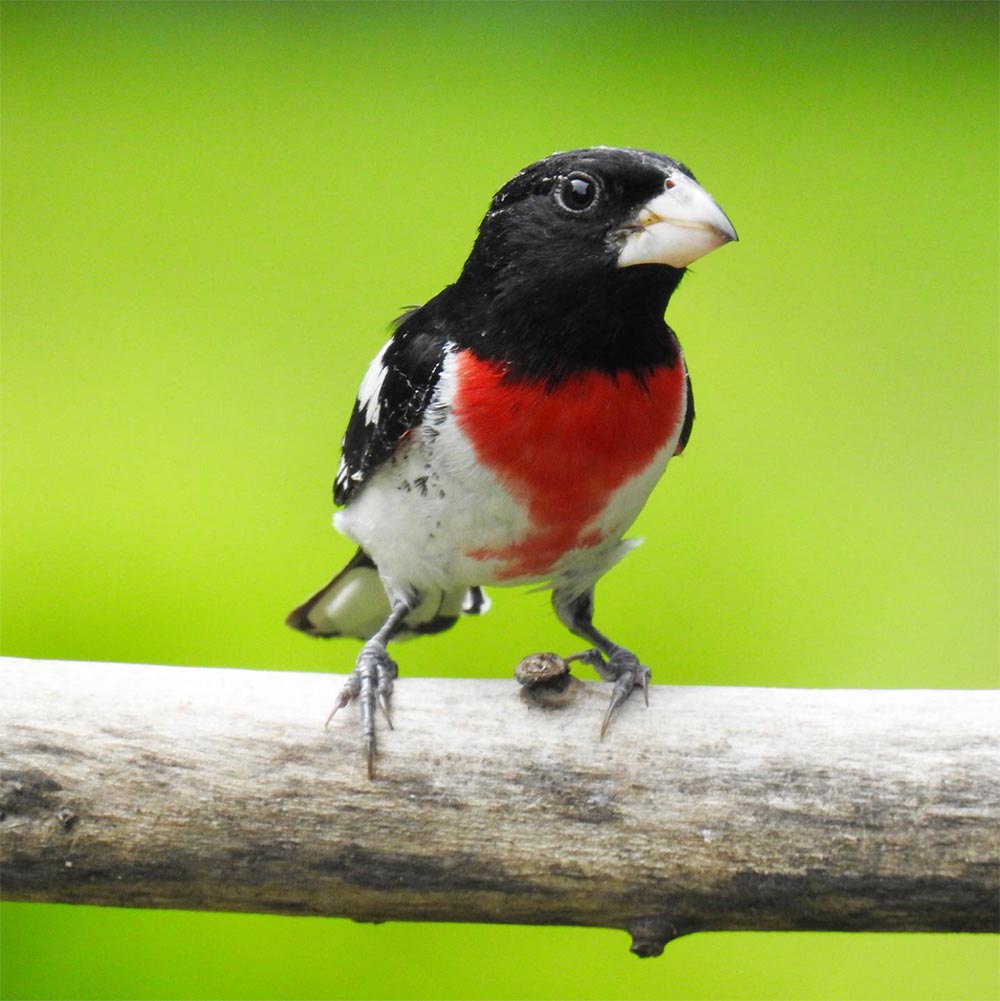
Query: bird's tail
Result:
<box><xmin>286</xmin><ymin>548</ymin><xmax>490</xmax><ymax>641</ymax></box>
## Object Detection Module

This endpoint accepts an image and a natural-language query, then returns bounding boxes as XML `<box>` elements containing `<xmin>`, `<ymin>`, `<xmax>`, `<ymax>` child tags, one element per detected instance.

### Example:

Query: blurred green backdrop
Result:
<box><xmin>2</xmin><ymin>2</ymin><xmax>997</xmax><ymax>999</ymax></box>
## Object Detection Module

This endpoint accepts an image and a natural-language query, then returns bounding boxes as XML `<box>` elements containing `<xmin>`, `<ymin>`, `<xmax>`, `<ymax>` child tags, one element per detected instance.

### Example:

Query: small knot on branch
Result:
<box><xmin>627</xmin><ymin>915</ymin><xmax>683</xmax><ymax>958</ymax></box>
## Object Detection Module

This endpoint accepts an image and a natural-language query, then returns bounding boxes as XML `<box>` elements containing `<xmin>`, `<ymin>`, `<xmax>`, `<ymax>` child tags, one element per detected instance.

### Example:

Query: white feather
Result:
<box><xmin>356</xmin><ymin>340</ymin><xmax>391</xmax><ymax>426</ymax></box>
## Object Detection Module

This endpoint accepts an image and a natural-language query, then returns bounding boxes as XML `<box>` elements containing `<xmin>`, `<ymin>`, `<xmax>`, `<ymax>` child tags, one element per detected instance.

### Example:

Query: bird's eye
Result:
<box><xmin>554</xmin><ymin>172</ymin><xmax>599</xmax><ymax>213</ymax></box>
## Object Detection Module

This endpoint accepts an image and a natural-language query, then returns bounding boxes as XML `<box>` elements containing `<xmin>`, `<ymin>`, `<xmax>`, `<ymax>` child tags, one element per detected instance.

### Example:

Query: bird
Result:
<box><xmin>287</xmin><ymin>146</ymin><xmax>737</xmax><ymax>777</ymax></box>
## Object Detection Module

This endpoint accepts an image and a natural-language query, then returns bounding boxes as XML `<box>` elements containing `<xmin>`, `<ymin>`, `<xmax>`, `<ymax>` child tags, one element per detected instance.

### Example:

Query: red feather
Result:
<box><xmin>453</xmin><ymin>349</ymin><xmax>686</xmax><ymax>578</ymax></box>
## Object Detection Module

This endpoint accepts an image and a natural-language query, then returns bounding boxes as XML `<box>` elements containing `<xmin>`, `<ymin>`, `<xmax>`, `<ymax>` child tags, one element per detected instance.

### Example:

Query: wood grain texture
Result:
<box><xmin>1</xmin><ymin>656</ymin><xmax>997</xmax><ymax>956</ymax></box>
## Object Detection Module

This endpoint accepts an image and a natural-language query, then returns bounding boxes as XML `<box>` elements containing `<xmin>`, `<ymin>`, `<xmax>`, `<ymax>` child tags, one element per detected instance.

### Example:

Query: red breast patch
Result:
<box><xmin>453</xmin><ymin>349</ymin><xmax>687</xmax><ymax>579</ymax></box>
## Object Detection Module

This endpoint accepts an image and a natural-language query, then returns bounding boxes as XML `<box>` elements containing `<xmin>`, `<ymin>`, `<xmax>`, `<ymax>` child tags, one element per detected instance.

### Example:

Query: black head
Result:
<box><xmin>448</xmin><ymin>147</ymin><xmax>736</xmax><ymax>378</ymax></box>
<box><xmin>466</xmin><ymin>147</ymin><xmax>735</xmax><ymax>300</ymax></box>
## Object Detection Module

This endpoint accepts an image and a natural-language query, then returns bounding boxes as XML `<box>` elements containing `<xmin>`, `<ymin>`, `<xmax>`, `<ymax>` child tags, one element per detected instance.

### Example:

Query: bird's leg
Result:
<box><xmin>555</xmin><ymin>589</ymin><xmax>651</xmax><ymax>738</ymax></box>
<box><xmin>326</xmin><ymin>596</ymin><xmax>414</xmax><ymax>778</ymax></box>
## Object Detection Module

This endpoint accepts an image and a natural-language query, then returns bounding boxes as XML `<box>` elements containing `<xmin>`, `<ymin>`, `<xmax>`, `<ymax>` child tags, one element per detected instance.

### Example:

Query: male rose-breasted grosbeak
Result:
<box><xmin>288</xmin><ymin>146</ymin><xmax>736</xmax><ymax>777</ymax></box>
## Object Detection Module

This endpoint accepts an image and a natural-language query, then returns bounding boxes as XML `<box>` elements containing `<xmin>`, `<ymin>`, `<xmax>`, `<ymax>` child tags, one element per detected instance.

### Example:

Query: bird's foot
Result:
<box><xmin>326</xmin><ymin>641</ymin><xmax>398</xmax><ymax>779</ymax></box>
<box><xmin>566</xmin><ymin>647</ymin><xmax>651</xmax><ymax>738</ymax></box>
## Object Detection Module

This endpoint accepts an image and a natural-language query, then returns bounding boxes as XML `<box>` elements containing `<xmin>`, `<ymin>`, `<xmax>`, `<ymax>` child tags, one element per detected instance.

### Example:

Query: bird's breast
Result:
<box><xmin>451</xmin><ymin>347</ymin><xmax>687</xmax><ymax>580</ymax></box>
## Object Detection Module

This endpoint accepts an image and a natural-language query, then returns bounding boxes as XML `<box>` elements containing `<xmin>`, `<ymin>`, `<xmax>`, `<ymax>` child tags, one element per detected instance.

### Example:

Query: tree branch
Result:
<box><xmin>1</xmin><ymin>656</ymin><xmax>997</xmax><ymax>956</ymax></box>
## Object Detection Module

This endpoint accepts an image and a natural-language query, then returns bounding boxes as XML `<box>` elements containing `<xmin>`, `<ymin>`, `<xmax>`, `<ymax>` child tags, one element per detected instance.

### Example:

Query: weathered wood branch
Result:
<box><xmin>1</xmin><ymin>656</ymin><xmax>997</xmax><ymax>956</ymax></box>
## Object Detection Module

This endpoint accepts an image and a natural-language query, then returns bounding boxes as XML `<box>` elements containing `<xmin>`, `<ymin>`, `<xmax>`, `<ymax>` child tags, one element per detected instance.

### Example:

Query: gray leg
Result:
<box><xmin>554</xmin><ymin>589</ymin><xmax>651</xmax><ymax>738</ymax></box>
<box><xmin>327</xmin><ymin>597</ymin><xmax>414</xmax><ymax>778</ymax></box>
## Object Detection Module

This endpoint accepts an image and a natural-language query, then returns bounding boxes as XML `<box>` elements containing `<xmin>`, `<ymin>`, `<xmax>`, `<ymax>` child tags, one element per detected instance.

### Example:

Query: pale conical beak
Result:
<box><xmin>616</xmin><ymin>171</ymin><xmax>738</xmax><ymax>269</ymax></box>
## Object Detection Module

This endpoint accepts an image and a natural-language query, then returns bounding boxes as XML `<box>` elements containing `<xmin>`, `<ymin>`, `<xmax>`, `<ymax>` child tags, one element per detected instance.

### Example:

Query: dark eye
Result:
<box><xmin>555</xmin><ymin>171</ymin><xmax>599</xmax><ymax>213</ymax></box>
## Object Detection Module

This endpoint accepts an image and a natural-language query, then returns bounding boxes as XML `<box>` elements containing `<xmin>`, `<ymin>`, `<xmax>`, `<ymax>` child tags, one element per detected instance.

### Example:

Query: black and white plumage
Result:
<box><xmin>287</xmin><ymin>146</ymin><xmax>736</xmax><ymax>776</ymax></box>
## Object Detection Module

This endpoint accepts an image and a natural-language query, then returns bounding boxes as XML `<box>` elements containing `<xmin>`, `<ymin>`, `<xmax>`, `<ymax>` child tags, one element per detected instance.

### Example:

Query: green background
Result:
<box><xmin>2</xmin><ymin>2</ymin><xmax>997</xmax><ymax>998</ymax></box>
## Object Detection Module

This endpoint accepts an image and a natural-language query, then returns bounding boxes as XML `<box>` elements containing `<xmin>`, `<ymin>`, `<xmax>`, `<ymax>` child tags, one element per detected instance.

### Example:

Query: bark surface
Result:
<box><xmin>2</xmin><ymin>657</ymin><xmax>997</xmax><ymax>956</ymax></box>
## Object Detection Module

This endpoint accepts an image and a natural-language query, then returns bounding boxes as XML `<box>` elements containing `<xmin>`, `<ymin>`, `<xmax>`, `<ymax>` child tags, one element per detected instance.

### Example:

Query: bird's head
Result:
<box><xmin>447</xmin><ymin>147</ymin><xmax>737</xmax><ymax>377</ymax></box>
<box><xmin>465</xmin><ymin>146</ymin><xmax>737</xmax><ymax>300</ymax></box>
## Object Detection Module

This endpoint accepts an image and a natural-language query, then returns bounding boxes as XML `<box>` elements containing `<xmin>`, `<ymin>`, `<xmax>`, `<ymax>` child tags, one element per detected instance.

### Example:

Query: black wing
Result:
<box><xmin>334</xmin><ymin>306</ymin><xmax>449</xmax><ymax>507</ymax></box>
<box><xmin>676</xmin><ymin>372</ymin><xmax>694</xmax><ymax>454</ymax></box>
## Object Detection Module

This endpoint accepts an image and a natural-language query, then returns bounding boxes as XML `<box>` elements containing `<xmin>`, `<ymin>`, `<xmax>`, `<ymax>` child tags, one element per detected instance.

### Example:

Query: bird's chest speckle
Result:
<box><xmin>450</xmin><ymin>347</ymin><xmax>687</xmax><ymax>579</ymax></box>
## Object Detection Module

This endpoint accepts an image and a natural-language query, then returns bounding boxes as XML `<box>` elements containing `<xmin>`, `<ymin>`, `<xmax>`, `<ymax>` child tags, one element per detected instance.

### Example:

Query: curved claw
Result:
<box><xmin>379</xmin><ymin>691</ymin><xmax>394</xmax><ymax>730</ymax></box>
<box><xmin>325</xmin><ymin>676</ymin><xmax>359</xmax><ymax>729</ymax></box>
<box><xmin>600</xmin><ymin>674</ymin><xmax>634</xmax><ymax>739</ymax></box>
<box><xmin>597</xmin><ymin>651</ymin><xmax>651</xmax><ymax>739</ymax></box>
<box><xmin>599</xmin><ymin>697</ymin><xmax>620</xmax><ymax>740</ymax></box>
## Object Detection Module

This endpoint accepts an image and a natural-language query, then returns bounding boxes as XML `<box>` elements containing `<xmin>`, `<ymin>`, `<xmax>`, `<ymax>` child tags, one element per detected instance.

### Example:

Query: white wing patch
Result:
<box><xmin>334</xmin><ymin>455</ymin><xmax>349</xmax><ymax>495</ymax></box>
<box><xmin>357</xmin><ymin>340</ymin><xmax>391</xmax><ymax>426</ymax></box>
